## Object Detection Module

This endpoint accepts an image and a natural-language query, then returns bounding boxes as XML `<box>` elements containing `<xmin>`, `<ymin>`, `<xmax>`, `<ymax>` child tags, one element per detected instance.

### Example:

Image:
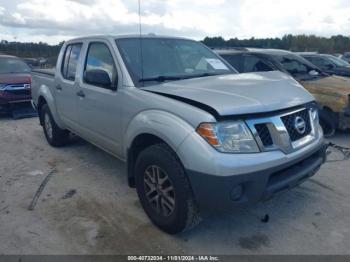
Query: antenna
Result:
<box><xmin>138</xmin><ymin>0</ymin><xmax>144</xmax><ymax>85</ymax></box>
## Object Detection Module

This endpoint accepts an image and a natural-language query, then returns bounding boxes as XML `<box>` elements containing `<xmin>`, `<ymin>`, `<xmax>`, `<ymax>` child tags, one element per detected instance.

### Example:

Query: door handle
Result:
<box><xmin>56</xmin><ymin>85</ymin><xmax>62</xmax><ymax>91</ymax></box>
<box><xmin>76</xmin><ymin>90</ymin><xmax>85</xmax><ymax>98</ymax></box>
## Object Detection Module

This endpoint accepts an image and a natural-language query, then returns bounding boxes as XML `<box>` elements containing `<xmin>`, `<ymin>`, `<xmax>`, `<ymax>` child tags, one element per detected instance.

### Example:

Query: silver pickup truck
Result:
<box><xmin>31</xmin><ymin>35</ymin><xmax>326</xmax><ymax>234</ymax></box>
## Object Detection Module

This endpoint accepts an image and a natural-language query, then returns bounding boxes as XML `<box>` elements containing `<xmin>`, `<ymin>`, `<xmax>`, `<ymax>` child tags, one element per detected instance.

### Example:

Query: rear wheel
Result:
<box><xmin>41</xmin><ymin>104</ymin><xmax>69</xmax><ymax>147</ymax></box>
<box><xmin>135</xmin><ymin>143</ymin><xmax>201</xmax><ymax>234</ymax></box>
<box><xmin>319</xmin><ymin>109</ymin><xmax>337</xmax><ymax>137</ymax></box>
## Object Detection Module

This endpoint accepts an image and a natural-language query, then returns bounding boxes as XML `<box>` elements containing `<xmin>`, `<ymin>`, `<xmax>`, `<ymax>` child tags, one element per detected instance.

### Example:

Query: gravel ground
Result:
<box><xmin>0</xmin><ymin>116</ymin><xmax>349</xmax><ymax>255</ymax></box>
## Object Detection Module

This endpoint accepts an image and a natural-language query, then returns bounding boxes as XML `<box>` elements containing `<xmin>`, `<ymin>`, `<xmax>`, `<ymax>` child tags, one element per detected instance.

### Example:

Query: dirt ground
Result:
<box><xmin>0</xmin><ymin>116</ymin><xmax>350</xmax><ymax>255</ymax></box>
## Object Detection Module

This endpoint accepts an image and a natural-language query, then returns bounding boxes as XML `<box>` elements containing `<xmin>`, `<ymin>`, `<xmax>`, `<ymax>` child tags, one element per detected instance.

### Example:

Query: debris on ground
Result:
<box><xmin>261</xmin><ymin>214</ymin><xmax>270</xmax><ymax>223</ymax></box>
<box><xmin>28</xmin><ymin>231</ymin><xmax>40</xmax><ymax>237</ymax></box>
<box><xmin>326</xmin><ymin>142</ymin><xmax>350</xmax><ymax>162</ymax></box>
<box><xmin>0</xmin><ymin>205</ymin><xmax>9</xmax><ymax>213</ymax></box>
<box><xmin>62</xmin><ymin>189</ymin><xmax>77</xmax><ymax>200</ymax></box>
<box><xmin>27</xmin><ymin>170</ymin><xmax>44</xmax><ymax>176</ymax></box>
<box><xmin>28</xmin><ymin>168</ymin><xmax>56</xmax><ymax>211</ymax></box>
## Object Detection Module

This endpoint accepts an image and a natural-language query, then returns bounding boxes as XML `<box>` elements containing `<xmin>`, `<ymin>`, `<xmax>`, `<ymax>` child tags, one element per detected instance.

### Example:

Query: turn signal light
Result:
<box><xmin>196</xmin><ymin>123</ymin><xmax>220</xmax><ymax>147</ymax></box>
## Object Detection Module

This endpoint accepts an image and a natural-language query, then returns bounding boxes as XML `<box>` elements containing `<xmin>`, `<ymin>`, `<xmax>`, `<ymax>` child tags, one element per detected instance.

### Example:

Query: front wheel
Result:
<box><xmin>40</xmin><ymin>104</ymin><xmax>69</xmax><ymax>147</ymax></box>
<box><xmin>135</xmin><ymin>143</ymin><xmax>201</xmax><ymax>234</ymax></box>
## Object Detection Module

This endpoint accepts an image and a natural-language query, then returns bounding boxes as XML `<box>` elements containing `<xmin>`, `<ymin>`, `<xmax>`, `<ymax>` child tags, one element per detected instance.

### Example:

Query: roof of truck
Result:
<box><xmin>66</xmin><ymin>34</ymin><xmax>191</xmax><ymax>43</ymax></box>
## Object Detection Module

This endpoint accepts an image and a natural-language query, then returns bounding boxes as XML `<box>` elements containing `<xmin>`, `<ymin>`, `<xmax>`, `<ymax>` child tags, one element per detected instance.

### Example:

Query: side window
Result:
<box><xmin>61</xmin><ymin>45</ymin><xmax>72</xmax><ymax>79</ymax></box>
<box><xmin>243</xmin><ymin>55</ymin><xmax>274</xmax><ymax>72</ymax></box>
<box><xmin>312</xmin><ymin>57</ymin><xmax>333</xmax><ymax>69</ymax></box>
<box><xmin>222</xmin><ymin>54</ymin><xmax>243</xmax><ymax>72</ymax></box>
<box><xmin>84</xmin><ymin>42</ymin><xmax>117</xmax><ymax>89</ymax></box>
<box><xmin>61</xmin><ymin>43</ymin><xmax>82</xmax><ymax>81</ymax></box>
<box><xmin>280</xmin><ymin>58</ymin><xmax>308</xmax><ymax>74</ymax></box>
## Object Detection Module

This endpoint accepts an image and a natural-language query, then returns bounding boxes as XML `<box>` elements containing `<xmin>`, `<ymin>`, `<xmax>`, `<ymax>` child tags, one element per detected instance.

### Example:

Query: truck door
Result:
<box><xmin>76</xmin><ymin>41</ymin><xmax>122</xmax><ymax>155</ymax></box>
<box><xmin>55</xmin><ymin>43</ymin><xmax>83</xmax><ymax>129</ymax></box>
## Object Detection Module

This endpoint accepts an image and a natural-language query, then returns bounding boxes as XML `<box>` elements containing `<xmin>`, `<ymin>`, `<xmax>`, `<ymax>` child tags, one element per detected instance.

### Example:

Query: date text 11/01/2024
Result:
<box><xmin>127</xmin><ymin>255</ymin><xmax>219</xmax><ymax>261</ymax></box>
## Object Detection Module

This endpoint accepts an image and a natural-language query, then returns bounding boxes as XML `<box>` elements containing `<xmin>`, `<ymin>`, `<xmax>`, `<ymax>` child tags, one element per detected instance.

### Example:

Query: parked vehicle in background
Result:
<box><xmin>0</xmin><ymin>55</ymin><xmax>32</xmax><ymax>112</ymax></box>
<box><xmin>340</xmin><ymin>52</ymin><xmax>350</xmax><ymax>63</ymax></box>
<box><xmin>31</xmin><ymin>35</ymin><xmax>325</xmax><ymax>234</ymax></box>
<box><xmin>23</xmin><ymin>57</ymin><xmax>50</xmax><ymax>69</ymax></box>
<box><xmin>300</xmin><ymin>53</ymin><xmax>350</xmax><ymax>77</ymax></box>
<box><xmin>217</xmin><ymin>49</ymin><xmax>350</xmax><ymax>136</ymax></box>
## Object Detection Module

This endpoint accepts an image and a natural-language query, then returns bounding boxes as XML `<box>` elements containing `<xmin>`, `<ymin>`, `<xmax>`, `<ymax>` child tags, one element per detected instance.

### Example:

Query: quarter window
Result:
<box><xmin>61</xmin><ymin>43</ymin><xmax>82</xmax><ymax>81</ymax></box>
<box><xmin>84</xmin><ymin>42</ymin><xmax>117</xmax><ymax>89</ymax></box>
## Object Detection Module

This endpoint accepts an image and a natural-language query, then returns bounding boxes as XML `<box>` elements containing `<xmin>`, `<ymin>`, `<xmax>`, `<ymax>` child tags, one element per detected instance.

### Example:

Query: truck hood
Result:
<box><xmin>142</xmin><ymin>71</ymin><xmax>314</xmax><ymax>117</ymax></box>
<box><xmin>0</xmin><ymin>73</ymin><xmax>31</xmax><ymax>84</ymax></box>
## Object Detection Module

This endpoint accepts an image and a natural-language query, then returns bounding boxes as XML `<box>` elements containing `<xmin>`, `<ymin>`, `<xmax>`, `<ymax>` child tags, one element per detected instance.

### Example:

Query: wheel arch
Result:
<box><xmin>36</xmin><ymin>86</ymin><xmax>65</xmax><ymax>128</ymax></box>
<box><xmin>124</xmin><ymin>110</ymin><xmax>195</xmax><ymax>187</ymax></box>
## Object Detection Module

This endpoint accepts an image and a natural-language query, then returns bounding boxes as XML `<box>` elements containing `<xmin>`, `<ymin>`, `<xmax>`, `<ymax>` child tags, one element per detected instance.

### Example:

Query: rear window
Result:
<box><xmin>61</xmin><ymin>43</ymin><xmax>82</xmax><ymax>81</ymax></box>
<box><xmin>0</xmin><ymin>57</ymin><xmax>31</xmax><ymax>74</ymax></box>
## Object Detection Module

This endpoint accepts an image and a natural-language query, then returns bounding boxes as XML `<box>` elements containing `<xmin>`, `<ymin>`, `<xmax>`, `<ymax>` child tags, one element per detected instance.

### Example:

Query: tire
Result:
<box><xmin>135</xmin><ymin>143</ymin><xmax>201</xmax><ymax>234</ymax></box>
<box><xmin>40</xmin><ymin>104</ymin><xmax>69</xmax><ymax>147</ymax></box>
<box><xmin>319</xmin><ymin>109</ymin><xmax>336</xmax><ymax>137</ymax></box>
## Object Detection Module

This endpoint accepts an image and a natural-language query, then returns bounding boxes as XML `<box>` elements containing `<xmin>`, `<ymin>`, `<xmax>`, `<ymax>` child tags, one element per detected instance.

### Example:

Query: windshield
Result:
<box><xmin>274</xmin><ymin>54</ymin><xmax>322</xmax><ymax>79</ymax></box>
<box><xmin>0</xmin><ymin>57</ymin><xmax>31</xmax><ymax>74</ymax></box>
<box><xmin>115</xmin><ymin>38</ymin><xmax>234</xmax><ymax>86</ymax></box>
<box><xmin>324</xmin><ymin>55</ymin><xmax>350</xmax><ymax>67</ymax></box>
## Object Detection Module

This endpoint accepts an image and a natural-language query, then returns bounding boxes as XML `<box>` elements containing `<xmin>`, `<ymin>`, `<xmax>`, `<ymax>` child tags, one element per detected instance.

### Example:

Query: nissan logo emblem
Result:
<box><xmin>294</xmin><ymin>116</ymin><xmax>306</xmax><ymax>134</ymax></box>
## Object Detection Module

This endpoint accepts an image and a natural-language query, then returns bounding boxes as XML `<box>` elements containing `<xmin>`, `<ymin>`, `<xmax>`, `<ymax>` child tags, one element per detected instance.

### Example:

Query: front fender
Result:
<box><xmin>124</xmin><ymin>110</ymin><xmax>195</xmax><ymax>157</ymax></box>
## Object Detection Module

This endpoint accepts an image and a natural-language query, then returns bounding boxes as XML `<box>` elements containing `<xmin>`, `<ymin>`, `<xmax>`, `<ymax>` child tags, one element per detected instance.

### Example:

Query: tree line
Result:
<box><xmin>203</xmin><ymin>34</ymin><xmax>350</xmax><ymax>54</ymax></box>
<box><xmin>0</xmin><ymin>40</ymin><xmax>64</xmax><ymax>58</ymax></box>
<box><xmin>1</xmin><ymin>34</ymin><xmax>350</xmax><ymax>58</ymax></box>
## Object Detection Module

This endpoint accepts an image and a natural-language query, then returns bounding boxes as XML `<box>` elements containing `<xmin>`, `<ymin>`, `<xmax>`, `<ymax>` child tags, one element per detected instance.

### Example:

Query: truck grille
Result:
<box><xmin>2</xmin><ymin>84</ymin><xmax>31</xmax><ymax>96</ymax></box>
<box><xmin>246</xmin><ymin>106</ymin><xmax>316</xmax><ymax>154</ymax></box>
<box><xmin>281</xmin><ymin>109</ymin><xmax>312</xmax><ymax>142</ymax></box>
<box><xmin>5</xmin><ymin>89</ymin><xmax>31</xmax><ymax>96</ymax></box>
<box><xmin>255</xmin><ymin>124</ymin><xmax>273</xmax><ymax>147</ymax></box>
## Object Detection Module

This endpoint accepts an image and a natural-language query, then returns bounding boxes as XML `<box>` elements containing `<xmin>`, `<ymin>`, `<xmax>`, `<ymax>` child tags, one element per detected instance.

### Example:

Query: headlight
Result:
<box><xmin>0</xmin><ymin>84</ymin><xmax>6</xmax><ymax>90</ymax></box>
<box><xmin>196</xmin><ymin>121</ymin><xmax>260</xmax><ymax>153</ymax></box>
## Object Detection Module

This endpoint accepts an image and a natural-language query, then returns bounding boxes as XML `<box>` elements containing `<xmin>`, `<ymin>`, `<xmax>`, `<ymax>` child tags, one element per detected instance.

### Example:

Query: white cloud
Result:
<box><xmin>0</xmin><ymin>0</ymin><xmax>350</xmax><ymax>44</ymax></box>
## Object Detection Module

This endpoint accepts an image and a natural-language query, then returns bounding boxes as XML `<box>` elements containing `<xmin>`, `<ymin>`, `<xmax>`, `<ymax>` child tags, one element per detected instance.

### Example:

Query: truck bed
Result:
<box><xmin>31</xmin><ymin>68</ymin><xmax>56</xmax><ymax>107</ymax></box>
<box><xmin>32</xmin><ymin>68</ymin><xmax>55</xmax><ymax>77</ymax></box>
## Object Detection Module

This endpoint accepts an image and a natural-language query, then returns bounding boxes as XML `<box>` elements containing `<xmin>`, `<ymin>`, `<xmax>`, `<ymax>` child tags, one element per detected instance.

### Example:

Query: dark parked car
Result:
<box><xmin>341</xmin><ymin>52</ymin><xmax>350</xmax><ymax>63</ymax></box>
<box><xmin>0</xmin><ymin>55</ymin><xmax>32</xmax><ymax>112</ymax></box>
<box><xmin>216</xmin><ymin>48</ymin><xmax>350</xmax><ymax>136</ymax></box>
<box><xmin>300</xmin><ymin>53</ymin><xmax>350</xmax><ymax>77</ymax></box>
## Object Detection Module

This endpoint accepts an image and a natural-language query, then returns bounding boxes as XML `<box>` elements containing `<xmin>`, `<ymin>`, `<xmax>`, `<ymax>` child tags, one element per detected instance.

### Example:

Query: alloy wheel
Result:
<box><xmin>44</xmin><ymin>113</ymin><xmax>53</xmax><ymax>140</ymax></box>
<box><xmin>143</xmin><ymin>165</ymin><xmax>176</xmax><ymax>217</ymax></box>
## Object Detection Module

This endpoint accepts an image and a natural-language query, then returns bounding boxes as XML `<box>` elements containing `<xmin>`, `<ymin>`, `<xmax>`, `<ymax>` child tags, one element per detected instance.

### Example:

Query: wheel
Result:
<box><xmin>40</xmin><ymin>104</ymin><xmax>69</xmax><ymax>147</ymax></box>
<box><xmin>319</xmin><ymin>109</ymin><xmax>336</xmax><ymax>137</ymax></box>
<box><xmin>135</xmin><ymin>143</ymin><xmax>201</xmax><ymax>234</ymax></box>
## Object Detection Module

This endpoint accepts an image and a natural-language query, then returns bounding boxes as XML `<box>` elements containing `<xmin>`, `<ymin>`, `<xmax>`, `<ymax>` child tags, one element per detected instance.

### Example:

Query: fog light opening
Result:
<box><xmin>230</xmin><ymin>184</ymin><xmax>244</xmax><ymax>201</ymax></box>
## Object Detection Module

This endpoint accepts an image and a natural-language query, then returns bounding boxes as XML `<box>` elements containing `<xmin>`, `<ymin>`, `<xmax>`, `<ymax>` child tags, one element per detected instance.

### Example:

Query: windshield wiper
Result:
<box><xmin>139</xmin><ymin>72</ymin><xmax>221</xmax><ymax>83</ymax></box>
<box><xmin>139</xmin><ymin>75</ymin><xmax>186</xmax><ymax>83</ymax></box>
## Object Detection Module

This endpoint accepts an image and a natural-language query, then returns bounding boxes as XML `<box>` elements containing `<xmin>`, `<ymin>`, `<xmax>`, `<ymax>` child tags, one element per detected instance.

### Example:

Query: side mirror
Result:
<box><xmin>327</xmin><ymin>64</ymin><xmax>335</xmax><ymax>69</ymax></box>
<box><xmin>84</xmin><ymin>69</ymin><xmax>112</xmax><ymax>89</ymax></box>
<box><xmin>309</xmin><ymin>70</ymin><xmax>319</xmax><ymax>76</ymax></box>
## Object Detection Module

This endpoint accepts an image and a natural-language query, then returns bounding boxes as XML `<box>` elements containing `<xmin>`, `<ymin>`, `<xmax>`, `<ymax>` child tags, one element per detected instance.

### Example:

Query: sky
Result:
<box><xmin>0</xmin><ymin>0</ymin><xmax>350</xmax><ymax>45</ymax></box>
